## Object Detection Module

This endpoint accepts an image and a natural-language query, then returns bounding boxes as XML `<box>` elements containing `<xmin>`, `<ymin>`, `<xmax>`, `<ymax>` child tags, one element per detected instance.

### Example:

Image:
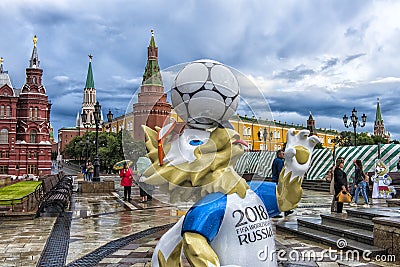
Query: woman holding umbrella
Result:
<box><xmin>120</xmin><ymin>162</ymin><xmax>133</xmax><ymax>201</ymax></box>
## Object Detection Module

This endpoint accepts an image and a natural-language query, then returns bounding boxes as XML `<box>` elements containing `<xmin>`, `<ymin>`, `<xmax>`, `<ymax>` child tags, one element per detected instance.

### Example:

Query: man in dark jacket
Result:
<box><xmin>271</xmin><ymin>149</ymin><xmax>293</xmax><ymax>217</ymax></box>
<box><xmin>272</xmin><ymin>150</ymin><xmax>284</xmax><ymax>184</ymax></box>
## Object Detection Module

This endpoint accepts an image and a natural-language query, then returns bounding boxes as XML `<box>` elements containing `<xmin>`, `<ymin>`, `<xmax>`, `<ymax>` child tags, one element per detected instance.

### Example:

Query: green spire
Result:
<box><xmin>149</xmin><ymin>29</ymin><xmax>156</xmax><ymax>47</ymax></box>
<box><xmin>142</xmin><ymin>30</ymin><xmax>163</xmax><ymax>86</ymax></box>
<box><xmin>85</xmin><ymin>54</ymin><xmax>95</xmax><ymax>88</ymax></box>
<box><xmin>375</xmin><ymin>98</ymin><xmax>383</xmax><ymax>122</ymax></box>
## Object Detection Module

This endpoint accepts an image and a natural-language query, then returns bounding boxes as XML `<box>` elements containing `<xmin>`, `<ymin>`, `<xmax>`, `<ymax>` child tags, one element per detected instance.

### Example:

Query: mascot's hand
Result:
<box><xmin>277</xmin><ymin>129</ymin><xmax>319</xmax><ymax>211</ymax></box>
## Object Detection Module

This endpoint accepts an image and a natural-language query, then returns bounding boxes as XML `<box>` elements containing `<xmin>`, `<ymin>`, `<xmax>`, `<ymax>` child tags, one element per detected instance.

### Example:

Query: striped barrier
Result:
<box><xmin>235</xmin><ymin>144</ymin><xmax>400</xmax><ymax>180</ymax></box>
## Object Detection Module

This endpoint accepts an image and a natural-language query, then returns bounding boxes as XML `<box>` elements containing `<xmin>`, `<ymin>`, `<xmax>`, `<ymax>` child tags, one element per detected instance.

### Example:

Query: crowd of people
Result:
<box><xmin>91</xmin><ymin>151</ymin><xmax>397</xmax><ymax>211</ymax></box>
<box><xmin>330</xmin><ymin>157</ymin><xmax>371</xmax><ymax>213</ymax></box>
<box><xmin>81</xmin><ymin>162</ymin><xmax>94</xmax><ymax>182</ymax></box>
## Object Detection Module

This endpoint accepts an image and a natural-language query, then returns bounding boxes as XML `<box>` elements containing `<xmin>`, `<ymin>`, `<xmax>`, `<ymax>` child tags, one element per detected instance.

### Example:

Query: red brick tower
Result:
<box><xmin>15</xmin><ymin>36</ymin><xmax>52</xmax><ymax>176</ymax></box>
<box><xmin>307</xmin><ymin>112</ymin><xmax>316</xmax><ymax>136</ymax></box>
<box><xmin>133</xmin><ymin>30</ymin><xmax>171</xmax><ymax>140</ymax></box>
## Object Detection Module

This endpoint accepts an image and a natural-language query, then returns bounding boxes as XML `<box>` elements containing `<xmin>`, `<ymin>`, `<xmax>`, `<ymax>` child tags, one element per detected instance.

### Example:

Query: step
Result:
<box><xmin>345</xmin><ymin>207</ymin><xmax>400</xmax><ymax>220</ymax></box>
<box><xmin>276</xmin><ymin>221</ymin><xmax>386</xmax><ymax>257</ymax></box>
<box><xmin>320</xmin><ymin>213</ymin><xmax>374</xmax><ymax>231</ymax></box>
<box><xmin>297</xmin><ymin>217</ymin><xmax>374</xmax><ymax>245</ymax></box>
<box><xmin>302</xmin><ymin>186</ymin><xmax>330</xmax><ymax>192</ymax></box>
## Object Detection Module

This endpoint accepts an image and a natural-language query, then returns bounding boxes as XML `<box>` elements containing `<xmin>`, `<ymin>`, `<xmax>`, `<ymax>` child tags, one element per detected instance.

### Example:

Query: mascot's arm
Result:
<box><xmin>276</xmin><ymin>129</ymin><xmax>319</xmax><ymax>212</ymax></box>
<box><xmin>182</xmin><ymin>232</ymin><xmax>220</xmax><ymax>267</ymax></box>
<box><xmin>276</xmin><ymin>166</ymin><xmax>303</xmax><ymax>211</ymax></box>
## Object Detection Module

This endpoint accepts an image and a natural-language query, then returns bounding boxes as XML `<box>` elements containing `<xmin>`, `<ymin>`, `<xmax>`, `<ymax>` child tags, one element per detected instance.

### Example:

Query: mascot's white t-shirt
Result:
<box><xmin>182</xmin><ymin>181</ymin><xmax>280</xmax><ymax>266</ymax></box>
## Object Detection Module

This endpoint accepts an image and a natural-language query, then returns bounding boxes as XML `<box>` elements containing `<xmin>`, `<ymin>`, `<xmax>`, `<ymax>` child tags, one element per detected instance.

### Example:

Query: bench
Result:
<box><xmin>36</xmin><ymin>172</ymin><xmax>73</xmax><ymax>217</ymax></box>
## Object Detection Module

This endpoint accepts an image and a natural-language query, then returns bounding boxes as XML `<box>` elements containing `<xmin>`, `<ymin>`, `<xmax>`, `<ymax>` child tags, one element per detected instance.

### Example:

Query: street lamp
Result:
<box><xmin>258</xmin><ymin>128</ymin><xmax>273</xmax><ymax>151</ymax></box>
<box><xmin>93</xmin><ymin>101</ymin><xmax>101</xmax><ymax>182</ymax></box>
<box><xmin>81</xmin><ymin>112</ymin><xmax>91</xmax><ymax>165</ymax></box>
<box><xmin>107</xmin><ymin>109</ymin><xmax>113</xmax><ymax>123</ymax></box>
<box><xmin>343</xmin><ymin>107</ymin><xmax>366</xmax><ymax>146</ymax></box>
<box><xmin>106</xmin><ymin>109</ymin><xmax>113</xmax><ymax>133</ymax></box>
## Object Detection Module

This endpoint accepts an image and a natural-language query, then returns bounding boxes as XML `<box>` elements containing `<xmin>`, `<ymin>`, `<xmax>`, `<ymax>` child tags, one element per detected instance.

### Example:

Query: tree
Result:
<box><xmin>64</xmin><ymin>131</ymin><xmax>129</xmax><ymax>172</ymax></box>
<box><xmin>121</xmin><ymin>129</ymin><xmax>146</xmax><ymax>168</ymax></box>
<box><xmin>333</xmin><ymin>131</ymin><xmax>353</xmax><ymax>147</ymax></box>
<box><xmin>372</xmin><ymin>135</ymin><xmax>389</xmax><ymax>145</ymax></box>
<box><xmin>332</xmin><ymin>130</ymin><xmax>390</xmax><ymax>146</ymax></box>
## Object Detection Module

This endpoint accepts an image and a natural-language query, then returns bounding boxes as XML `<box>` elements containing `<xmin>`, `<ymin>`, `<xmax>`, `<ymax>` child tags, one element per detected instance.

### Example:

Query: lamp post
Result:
<box><xmin>258</xmin><ymin>127</ymin><xmax>273</xmax><ymax>151</ymax></box>
<box><xmin>269</xmin><ymin>131</ymin><xmax>273</xmax><ymax>151</ymax></box>
<box><xmin>93</xmin><ymin>101</ymin><xmax>101</xmax><ymax>182</ymax></box>
<box><xmin>81</xmin><ymin>112</ymin><xmax>90</xmax><ymax>165</ymax></box>
<box><xmin>106</xmin><ymin>109</ymin><xmax>113</xmax><ymax>133</ymax></box>
<box><xmin>263</xmin><ymin>128</ymin><xmax>267</xmax><ymax>151</ymax></box>
<box><xmin>343</xmin><ymin>107</ymin><xmax>366</xmax><ymax>146</ymax></box>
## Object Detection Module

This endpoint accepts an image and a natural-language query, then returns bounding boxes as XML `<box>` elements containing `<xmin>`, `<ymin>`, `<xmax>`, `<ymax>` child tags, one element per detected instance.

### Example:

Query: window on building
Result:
<box><xmin>0</xmin><ymin>106</ymin><xmax>4</xmax><ymax>117</ymax></box>
<box><xmin>247</xmin><ymin>127</ymin><xmax>251</xmax><ymax>136</ymax></box>
<box><xmin>4</xmin><ymin>151</ymin><xmax>9</xmax><ymax>158</ymax></box>
<box><xmin>243</xmin><ymin>126</ymin><xmax>247</xmax><ymax>136</ymax></box>
<box><xmin>0</xmin><ymin>129</ymin><xmax>8</xmax><ymax>143</ymax></box>
<box><xmin>30</xmin><ymin>130</ymin><xmax>37</xmax><ymax>143</ymax></box>
<box><xmin>28</xmin><ymin>165</ymin><xmax>37</xmax><ymax>175</ymax></box>
<box><xmin>260</xmin><ymin>144</ymin><xmax>264</xmax><ymax>151</ymax></box>
<box><xmin>128</xmin><ymin>122</ymin><xmax>133</xmax><ymax>131</ymax></box>
<box><xmin>0</xmin><ymin>165</ymin><xmax>8</xmax><ymax>174</ymax></box>
<box><xmin>6</xmin><ymin>106</ymin><xmax>10</xmax><ymax>118</ymax></box>
<box><xmin>34</xmin><ymin>107</ymin><xmax>38</xmax><ymax>120</ymax></box>
<box><xmin>112</xmin><ymin>126</ymin><xmax>117</xmax><ymax>133</ymax></box>
<box><xmin>29</xmin><ymin>107</ymin><xmax>33</xmax><ymax>119</ymax></box>
<box><xmin>328</xmin><ymin>138</ymin><xmax>332</xmax><ymax>144</ymax></box>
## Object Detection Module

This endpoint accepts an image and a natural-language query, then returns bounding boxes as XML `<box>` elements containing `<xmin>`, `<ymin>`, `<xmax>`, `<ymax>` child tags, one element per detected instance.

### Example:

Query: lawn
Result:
<box><xmin>0</xmin><ymin>181</ymin><xmax>42</xmax><ymax>205</ymax></box>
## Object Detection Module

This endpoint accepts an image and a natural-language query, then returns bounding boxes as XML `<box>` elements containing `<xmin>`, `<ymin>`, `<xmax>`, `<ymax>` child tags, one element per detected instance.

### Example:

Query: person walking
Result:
<box><xmin>81</xmin><ymin>164</ymin><xmax>87</xmax><ymax>181</ymax></box>
<box><xmin>333</xmin><ymin>157</ymin><xmax>349</xmax><ymax>213</ymax></box>
<box><xmin>271</xmin><ymin>149</ymin><xmax>293</xmax><ymax>217</ymax></box>
<box><xmin>120</xmin><ymin>162</ymin><xmax>133</xmax><ymax>201</ymax></box>
<box><xmin>136</xmin><ymin>157</ymin><xmax>155</xmax><ymax>203</ymax></box>
<box><xmin>350</xmin><ymin>159</ymin><xmax>370</xmax><ymax>207</ymax></box>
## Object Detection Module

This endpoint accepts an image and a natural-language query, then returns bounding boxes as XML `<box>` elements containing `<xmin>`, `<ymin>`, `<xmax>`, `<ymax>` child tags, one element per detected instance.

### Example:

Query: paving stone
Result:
<box><xmin>99</xmin><ymin>258</ymin><xmax>122</xmax><ymax>264</ymax></box>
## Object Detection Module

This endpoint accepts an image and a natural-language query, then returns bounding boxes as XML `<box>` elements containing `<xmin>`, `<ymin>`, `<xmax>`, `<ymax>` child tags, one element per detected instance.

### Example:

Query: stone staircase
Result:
<box><xmin>301</xmin><ymin>179</ymin><xmax>330</xmax><ymax>192</ymax></box>
<box><xmin>276</xmin><ymin>207</ymin><xmax>400</xmax><ymax>256</ymax></box>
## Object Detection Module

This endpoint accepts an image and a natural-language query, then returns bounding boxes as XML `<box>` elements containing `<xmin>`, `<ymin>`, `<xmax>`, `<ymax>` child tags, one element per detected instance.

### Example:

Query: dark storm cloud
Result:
<box><xmin>321</xmin><ymin>58</ymin><xmax>339</xmax><ymax>71</ymax></box>
<box><xmin>273</xmin><ymin>65</ymin><xmax>315</xmax><ymax>82</ymax></box>
<box><xmin>1</xmin><ymin>0</ymin><xmax>400</xmax><ymax>140</ymax></box>
<box><xmin>343</xmin><ymin>53</ymin><xmax>366</xmax><ymax>64</ymax></box>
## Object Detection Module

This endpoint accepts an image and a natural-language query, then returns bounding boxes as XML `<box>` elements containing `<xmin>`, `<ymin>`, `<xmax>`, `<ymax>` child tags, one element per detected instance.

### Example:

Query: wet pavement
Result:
<box><xmin>0</xmin><ymin>175</ymin><xmax>398</xmax><ymax>267</ymax></box>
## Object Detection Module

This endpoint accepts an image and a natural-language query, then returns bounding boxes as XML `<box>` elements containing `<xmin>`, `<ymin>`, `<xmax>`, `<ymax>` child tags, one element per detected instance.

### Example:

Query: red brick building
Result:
<box><xmin>0</xmin><ymin>36</ymin><xmax>52</xmax><ymax>176</ymax></box>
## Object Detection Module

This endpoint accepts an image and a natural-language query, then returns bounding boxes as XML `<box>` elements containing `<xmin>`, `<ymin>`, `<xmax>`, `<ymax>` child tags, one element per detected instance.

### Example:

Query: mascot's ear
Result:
<box><xmin>142</xmin><ymin>125</ymin><xmax>158</xmax><ymax>149</ymax></box>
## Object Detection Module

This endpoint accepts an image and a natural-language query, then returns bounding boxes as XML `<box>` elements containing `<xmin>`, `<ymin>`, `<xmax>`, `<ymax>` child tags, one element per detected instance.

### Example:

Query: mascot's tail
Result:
<box><xmin>152</xmin><ymin>216</ymin><xmax>185</xmax><ymax>267</ymax></box>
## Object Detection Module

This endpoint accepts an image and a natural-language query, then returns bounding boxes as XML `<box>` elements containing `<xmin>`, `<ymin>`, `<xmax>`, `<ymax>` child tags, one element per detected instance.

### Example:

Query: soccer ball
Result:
<box><xmin>171</xmin><ymin>59</ymin><xmax>240</xmax><ymax>129</ymax></box>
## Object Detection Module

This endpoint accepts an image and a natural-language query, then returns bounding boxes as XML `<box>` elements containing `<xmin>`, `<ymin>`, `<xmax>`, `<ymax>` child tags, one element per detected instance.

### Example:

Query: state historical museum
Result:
<box><xmin>0</xmin><ymin>36</ymin><xmax>52</xmax><ymax>176</ymax></box>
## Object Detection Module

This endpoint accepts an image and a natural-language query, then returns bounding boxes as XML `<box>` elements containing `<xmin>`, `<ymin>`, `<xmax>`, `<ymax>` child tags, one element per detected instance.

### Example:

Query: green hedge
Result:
<box><xmin>0</xmin><ymin>181</ymin><xmax>41</xmax><ymax>205</ymax></box>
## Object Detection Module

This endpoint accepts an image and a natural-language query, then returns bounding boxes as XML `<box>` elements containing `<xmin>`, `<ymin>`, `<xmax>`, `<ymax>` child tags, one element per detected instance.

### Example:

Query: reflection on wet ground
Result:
<box><xmin>0</xmin><ymin>175</ymin><xmax>393</xmax><ymax>266</ymax></box>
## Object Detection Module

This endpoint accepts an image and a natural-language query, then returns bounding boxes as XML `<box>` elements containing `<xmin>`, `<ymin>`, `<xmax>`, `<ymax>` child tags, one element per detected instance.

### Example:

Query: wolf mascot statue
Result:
<box><xmin>139</xmin><ymin>60</ymin><xmax>319</xmax><ymax>267</ymax></box>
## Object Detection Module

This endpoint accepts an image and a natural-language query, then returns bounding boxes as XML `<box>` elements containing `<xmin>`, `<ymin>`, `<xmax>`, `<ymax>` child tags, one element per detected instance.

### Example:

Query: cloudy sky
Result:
<box><xmin>1</xmin><ymin>0</ymin><xmax>399</xmax><ymax>140</ymax></box>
